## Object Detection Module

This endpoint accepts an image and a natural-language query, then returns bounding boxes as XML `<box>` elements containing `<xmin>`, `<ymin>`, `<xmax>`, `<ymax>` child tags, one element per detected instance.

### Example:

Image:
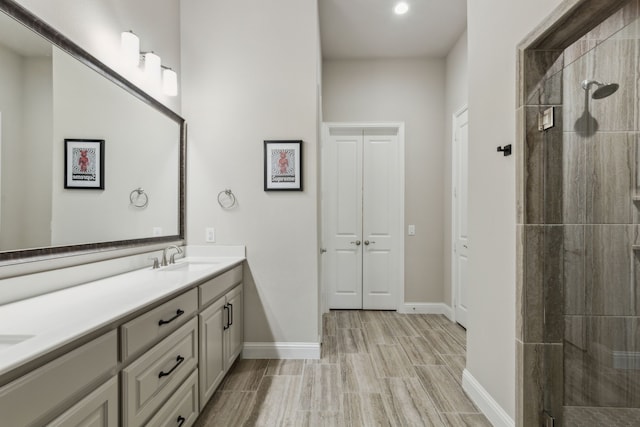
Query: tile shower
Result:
<box><xmin>517</xmin><ymin>0</ymin><xmax>640</xmax><ymax>425</ymax></box>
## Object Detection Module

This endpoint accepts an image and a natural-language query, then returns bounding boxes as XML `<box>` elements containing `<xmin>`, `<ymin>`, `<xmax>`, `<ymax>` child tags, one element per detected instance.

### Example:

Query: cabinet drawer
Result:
<box><xmin>121</xmin><ymin>288</ymin><xmax>197</xmax><ymax>360</ymax></box>
<box><xmin>199</xmin><ymin>265</ymin><xmax>242</xmax><ymax>307</ymax></box>
<box><xmin>0</xmin><ymin>330</ymin><xmax>117</xmax><ymax>427</ymax></box>
<box><xmin>122</xmin><ymin>317</ymin><xmax>198</xmax><ymax>427</ymax></box>
<box><xmin>144</xmin><ymin>370</ymin><xmax>199</xmax><ymax>427</ymax></box>
<box><xmin>47</xmin><ymin>376</ymin><xmax>118</xmax><ymax>427</ymax></box>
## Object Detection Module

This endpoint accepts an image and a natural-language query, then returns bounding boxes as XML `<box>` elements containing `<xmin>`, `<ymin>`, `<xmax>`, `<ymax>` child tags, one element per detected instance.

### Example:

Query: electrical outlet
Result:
<box><xmin>408</xmin><ymin>225</ymin><xmax>415</xmax><ymax>236</ymax></box>
<box><xmin>205</xmin><ymin>227</ymin><xmax>215</xmax><ymax>242</ymax></box>
<box><xmin>152</xmin><ymin>227</ymin><xmax>162</xmax><ymax>236</ymax></box>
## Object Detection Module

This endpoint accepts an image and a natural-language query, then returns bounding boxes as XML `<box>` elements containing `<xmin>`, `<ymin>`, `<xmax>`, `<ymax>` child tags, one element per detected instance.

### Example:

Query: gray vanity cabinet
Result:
<box><xmin>47</xmin><ymin>377</ymin><xmax>118</xmax><ymax>427</ymax></box>
<box><xmin>198</xmin><ymin>265</ymin><xmax>243</xmax><ymax>409</ymax></box>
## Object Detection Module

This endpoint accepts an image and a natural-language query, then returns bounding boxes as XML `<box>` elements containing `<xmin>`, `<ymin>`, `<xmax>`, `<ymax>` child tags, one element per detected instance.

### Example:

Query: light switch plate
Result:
<box><xmin>205</xmin><ymin>227</ymin><xmax>215</xmax><ymax>242</ymax></box>
<box><xmin>152</xmin><ymin>227</ymin><xmax>162</xmax><ymax>236</ymax></box>
<box><xmin>408</xmin><ymin>225</ymin><xmax>415</xmax><ymax>236</ymax></box>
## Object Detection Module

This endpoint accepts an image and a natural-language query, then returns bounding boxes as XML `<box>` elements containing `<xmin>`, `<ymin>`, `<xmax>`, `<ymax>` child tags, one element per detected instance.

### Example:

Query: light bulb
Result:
<box><xmin>394</xmin><ymin>2</ymin><xmax>409</xmax><ymax>15</ymax></box>
<box><xmin>121</xmin><ymin>31</ymin><xmax>140</xmax><ymax>67</ymax></box>
<box><xmin>143</xmin><ymin>51</ymin><xmax>161</xmax><ymax>86</ymax></box>
<box><xmin>162</xmin><ymin>67</ymin><xmax>178</xmax><ymax>96</ymax></box>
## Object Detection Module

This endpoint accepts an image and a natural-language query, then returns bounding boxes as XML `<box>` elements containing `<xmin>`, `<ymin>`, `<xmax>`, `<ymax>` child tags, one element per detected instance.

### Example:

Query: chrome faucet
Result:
<box><xmin>162</xmin><ymin>245</ymin><xmax>183</xmax><ymax>266</ymax></box>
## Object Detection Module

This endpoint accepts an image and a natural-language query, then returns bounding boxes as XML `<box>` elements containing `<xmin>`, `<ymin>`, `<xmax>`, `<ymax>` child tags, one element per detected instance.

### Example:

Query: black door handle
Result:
<box><xmin>158</xmin><ymin>355</ymin><xmax>185</xmax><ymax>378</ymax></box>
<box><xmin>228</xmin><ymin>302</ymin><xmax>233</xmax><ymax>326</ymax></box>
<box><xmin>177</xmin><ymin>416</ymin><xmax>186</xmax><ymax>426</ymax></box>
<box><xmin>223</xmin><ymin>304</ymin><xmax>229</xmax><ymax>330</ymax></box>
<box><xmin>158</xmin><ymin>309</ymin><xmax>185</xmax><ymax>326</ymax></box>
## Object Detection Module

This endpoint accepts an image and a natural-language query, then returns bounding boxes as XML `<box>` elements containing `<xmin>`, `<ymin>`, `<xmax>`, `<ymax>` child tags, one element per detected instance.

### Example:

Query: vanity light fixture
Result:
<box><xmin>394</xmin><ymin>1</ymin><xmax>409</xmax><ymax>15</ymax></box>
<box><xmin>120</xmin><ymin>30</ymin><xmax>140</xmax><ymax>66</ymax></box>
<box><xmin>162</xmin><ymin>66</ymin><xmax>178</xmax><ymax>96</ymax></box>
<box><xmin>142</xmin><ymin>51</ymin><xmax>162</xmax><ymax>86</ymax></box>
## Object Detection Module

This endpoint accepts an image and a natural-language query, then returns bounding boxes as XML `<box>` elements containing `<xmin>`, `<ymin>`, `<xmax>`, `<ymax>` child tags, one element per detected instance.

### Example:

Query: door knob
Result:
<box><xmin>364</xmin><ymin>240</ymin><xmax>376</xmax><ymax>245</ymax></box>
<box><xmin>350</xmin><ymin>240</ymin><xmax>361</xmax><ymax>246</ymax></box>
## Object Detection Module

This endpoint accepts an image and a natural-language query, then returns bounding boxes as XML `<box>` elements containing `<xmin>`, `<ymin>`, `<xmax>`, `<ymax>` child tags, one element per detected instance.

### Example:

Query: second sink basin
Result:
<box><xmin>0</xmin><ymin>334</ymin><xmax>34</xmax><ymax>352</ymax></box>
<box><xmin>160</xmin><ymin>260</ymin><xmax>219</xmax><ymax>273</ymax></box>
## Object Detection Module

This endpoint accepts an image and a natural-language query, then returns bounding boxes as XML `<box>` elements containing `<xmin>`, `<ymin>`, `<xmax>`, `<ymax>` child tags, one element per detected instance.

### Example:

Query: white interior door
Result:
<box><xmin>362</xmin><ymin>134</ymin><xmax>399</xmax><ymax>309</ymax></box>
<box><xmin>324</xmin><ymin>125</ymin><xmax>402</xmax><ymax>310</ymax></box>
<box><xmin>452</xmin><ymin>108</ymin><xmax>469</xmax><ymax>327</ymax></box>
<box><xmin>325</xmin><ymin>131</ymin><xmax>363</xmax><ymax>309</ymax></box>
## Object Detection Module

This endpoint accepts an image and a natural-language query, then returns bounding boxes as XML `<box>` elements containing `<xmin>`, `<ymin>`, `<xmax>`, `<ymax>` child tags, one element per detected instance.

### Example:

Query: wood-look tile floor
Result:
<box><xmin>195</xmin><ymin>310</ymin><xmax>491</xmax><ymax>427</ymax></box>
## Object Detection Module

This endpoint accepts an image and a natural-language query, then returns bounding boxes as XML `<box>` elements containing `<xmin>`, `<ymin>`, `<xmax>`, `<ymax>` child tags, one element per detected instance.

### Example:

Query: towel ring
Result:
<box><xmin>217</xmin><ymin>189</ymin><xmax>237</xmax><ymax>209</ymax></box>
<box><xmin>130</xmin><ymin>187</ymin><xmax>149</xmax><ymax>208</ymax></box>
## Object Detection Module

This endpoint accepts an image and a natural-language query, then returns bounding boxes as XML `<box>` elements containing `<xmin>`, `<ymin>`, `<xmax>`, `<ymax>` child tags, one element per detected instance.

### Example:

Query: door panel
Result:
<box><xmin>453</xmin><ymin>108</ymin><xmax>469</xmax><ymax>327</ymax></box>
<box><xmin>326</xmin><ymin>134</ymin><xmax>363</xmax><ymax>309</ymax></box>
<box><xmin>363</xmin><ymin>135</ymin><xmax>398</xmax><ymax>310</ymax></box>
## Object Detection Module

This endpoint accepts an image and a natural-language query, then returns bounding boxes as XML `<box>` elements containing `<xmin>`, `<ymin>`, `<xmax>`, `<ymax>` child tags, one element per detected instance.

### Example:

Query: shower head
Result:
<box><xmin>581</xmin><ymin>79</ymin><xmax>619</xmax><ymax>99</ymax></box>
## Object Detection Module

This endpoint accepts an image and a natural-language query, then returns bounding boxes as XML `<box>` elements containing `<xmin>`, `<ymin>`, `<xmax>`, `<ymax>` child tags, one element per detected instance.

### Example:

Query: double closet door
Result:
<box><xmin>324</xmin><ymin>125</ymin><xmax>402</xmax><ymax>310</ymax></box>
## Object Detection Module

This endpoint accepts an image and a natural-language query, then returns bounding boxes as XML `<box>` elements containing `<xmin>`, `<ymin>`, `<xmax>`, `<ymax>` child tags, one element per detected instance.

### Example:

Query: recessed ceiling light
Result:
<box><xmin>394</xmin><ymin>2</ymin><xmax>409</xmax><ymax>15</ymax></box>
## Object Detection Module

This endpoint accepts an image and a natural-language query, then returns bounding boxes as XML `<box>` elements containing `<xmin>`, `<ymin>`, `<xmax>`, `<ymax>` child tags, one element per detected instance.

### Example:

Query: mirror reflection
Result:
<box><xmin>0</xmin><ymin>10</ymin><xmax>181</xmax><ymax>254</ymax></box>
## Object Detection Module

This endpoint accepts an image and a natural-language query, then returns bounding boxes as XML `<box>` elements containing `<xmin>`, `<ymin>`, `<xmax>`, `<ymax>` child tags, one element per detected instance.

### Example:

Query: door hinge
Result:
<box><xmin>542</xmin><ymin>411</ymin><xmax>555</xmax><ymax>427</ymax></box>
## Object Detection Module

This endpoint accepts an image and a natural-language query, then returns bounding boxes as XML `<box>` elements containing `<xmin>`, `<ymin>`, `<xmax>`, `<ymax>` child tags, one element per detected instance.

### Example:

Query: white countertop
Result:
<box><xmin>0</xmin><ymin>254</ymin><xmax>244</xmax><ymax>378</ymax></box>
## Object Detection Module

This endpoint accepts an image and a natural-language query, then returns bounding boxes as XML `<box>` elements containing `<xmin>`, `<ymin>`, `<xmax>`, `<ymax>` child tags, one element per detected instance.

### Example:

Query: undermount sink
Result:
<box><xmin>0</xmin><ymin>335</ymin><xmax>34</xmax><ymax>352</ymax></box>
<box><xmin>160</xmin><ymin>260</ymin><xmax>219</xmax><ymax>273</ymax></box>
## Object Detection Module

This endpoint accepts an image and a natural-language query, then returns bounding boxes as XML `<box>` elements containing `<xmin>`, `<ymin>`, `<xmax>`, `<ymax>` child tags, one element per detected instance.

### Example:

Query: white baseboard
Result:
<box><xmin>242</xmin><ymin>342</ymin><xmax>321</xmax><ymax>359</ymax></box>
<box><xmin>399</xmin><ymin>303</ymin><xmax>453</xmax><ymax>320</ymax></box>
<box><xmin>462</xmin><ymin>369</ymin><xmax>514</xmax><ymax>427</ymax></box>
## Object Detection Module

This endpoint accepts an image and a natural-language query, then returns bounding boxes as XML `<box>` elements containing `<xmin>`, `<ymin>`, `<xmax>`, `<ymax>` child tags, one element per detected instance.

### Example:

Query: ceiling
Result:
<box><xmin>319</xmin><ymin>0</ymin><xmax>467</xmax><ymax>60</ymax></box>
<box><xmin>0</xmin><ymin>12</ymin><xmax>51</xmax><ymax>57</ymax></box>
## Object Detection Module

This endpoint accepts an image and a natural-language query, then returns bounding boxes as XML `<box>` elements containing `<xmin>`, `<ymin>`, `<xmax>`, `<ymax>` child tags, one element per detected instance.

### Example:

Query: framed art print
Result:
<box><xmin>264</xmin><ymin>140</ymin><xmax>302</xmax><ymax>191</ymax></box>
<box><xmin>64</xmin><ymin>139</ymin><xmax>105</xmax><ymax>189</ymax></box>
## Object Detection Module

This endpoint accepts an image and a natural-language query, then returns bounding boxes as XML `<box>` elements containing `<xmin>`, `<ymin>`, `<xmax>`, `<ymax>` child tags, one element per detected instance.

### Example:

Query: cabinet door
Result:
<box><xmin>224</xmin><ymin>284</ymin><xmax>243</xmax><ymax>370</ymax></box>
<box><xmin>47</xmin><ymin>376</ymin><xmax>118</xmax><ymax>427</ymax></box>
<box><xmin>199</xmin><ymin>297</ymin><xmax>226</xmax><ymax>408</ymax></box>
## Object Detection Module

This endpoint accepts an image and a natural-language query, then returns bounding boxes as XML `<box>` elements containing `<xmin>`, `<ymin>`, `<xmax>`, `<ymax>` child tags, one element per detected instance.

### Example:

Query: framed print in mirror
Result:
<box><xmin>264</xmin><ymin>140</ymin><xmax>302</xmax><ymax>191</ymax></box>
<box><xmin>64</xmin><ymin>139</ymin><xmax>105</xmax><ymax>189</ymax></box>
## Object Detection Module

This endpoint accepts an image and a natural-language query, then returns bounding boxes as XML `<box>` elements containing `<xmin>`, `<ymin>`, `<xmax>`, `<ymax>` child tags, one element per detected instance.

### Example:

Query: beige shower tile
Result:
<box><xmin>563</xmin><ymin>133</ymin><xmax>586</xmax><ymax>224</ymax></box>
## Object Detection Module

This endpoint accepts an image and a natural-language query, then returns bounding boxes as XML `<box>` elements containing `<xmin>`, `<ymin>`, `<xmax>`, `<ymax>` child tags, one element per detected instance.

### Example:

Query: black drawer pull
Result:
<box><xmin>177</xmin><ymin>416</ymin><xmax>186</xmax><ymax>427</ymax></box>
<box><xmin>158</xmin><ymin>355</ymin><xmax>185</xmax><ymax>378</ymax></box>
<box><xmin>158</xmin><ymin>309</ymin><xmax>184</xmax><ymax>326</ymax></box>
<box><xmin>228</xmin><ymin>303</ymin><xmax>233</xmax><ymax>326</ymax></box>
<box><xmin>223</xmin><ymin>305</ymin><xmax>229</xmax><ymax>330</ymax></box>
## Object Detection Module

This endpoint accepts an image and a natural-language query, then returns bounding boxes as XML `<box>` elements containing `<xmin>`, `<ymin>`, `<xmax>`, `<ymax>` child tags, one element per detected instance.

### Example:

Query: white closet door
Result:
<box><xmin>453</xmin><ymin>108</ymin><xmax>469</xmax><ymax>327</ymax></box>
<box><xmin>362</xmin><ymin>134</ymin><xmax>399</xmax><ymax>309</ymax></box>
<box><xmin>325</xmin><ymin>132</ymin><xmax>363</xmax><ymax>309</ymax></box>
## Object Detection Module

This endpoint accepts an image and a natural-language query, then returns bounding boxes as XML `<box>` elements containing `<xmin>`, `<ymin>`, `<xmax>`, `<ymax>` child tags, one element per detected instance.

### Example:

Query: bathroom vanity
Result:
<box><xmin>0</xmin><ymin>252</ymin><xmax>245</xmax><ymax>427</ymax></box>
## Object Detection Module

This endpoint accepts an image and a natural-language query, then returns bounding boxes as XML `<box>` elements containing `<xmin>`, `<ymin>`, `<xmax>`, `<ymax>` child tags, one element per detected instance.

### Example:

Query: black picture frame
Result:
<box><xmin>64</xmin><ymin>139</ymin><xmax>105</xmax><ymax>189</ymax></box>
<box><xmin>264</xmin><ymin>140</ymin><xmax>303</xmax><ymax>191</ymax></box>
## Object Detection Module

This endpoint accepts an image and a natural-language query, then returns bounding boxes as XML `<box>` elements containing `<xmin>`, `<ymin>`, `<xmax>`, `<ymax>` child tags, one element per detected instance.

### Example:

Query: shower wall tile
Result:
<box><xmin>565</xmin><ymin>315</ymin><xmax>640</xmax><ymax>407</ymax></box>
<box><xmin>516</xmin><ymin>108</ymin><xmax>525</xmax><ymax>225</ymax></box>
<box><xmin>564</xmin><ymin>36</ymin><xmax>597</xmax><ymax>67</ymax></box>
<box><xmin>584</xmin><ymin>225</ymin><xmax>639</xmax><ymax>315</ymax></box>
<box><xmin>522</xmin><ymin>225</ymin><xmax>564</xmax><ymax>343</ymax></box>
<box><xmin>564</xmin><ymin>225</ymin><xmax>585</xmax><ymax>315</ymax></box>
<box><xmin>588</xmin><ymin>0</ymin><xmax>640</xmax><ymax>43</ymax></box>
<box><xmin>591</xmin><ymin>38</ymin><xmax>636</xmax><ymax>131</ymax></box>
<box><xmin>562</xmin><ymin>50</ymin><xmax>592</xmax><ymax>136</ymax></box>
<box><xmin>585</xmin><ymin>132</ymin><xmax>635</xmax><ymax>224</ymax></box>
<box><xmin>517</xmin><ymin>341</ymin><xmax>563</xmax><ymax>427</ymax></box>
<box><xmin>524</xmin><ymin>107</ymin><xmax>545</xmax><ymax>224</ymax></box>
<box><xmin>544</xmin><ymin>107</ymin><xmax>564</xmax><ymax>224</ymax></box>
<box><xmin>516</xmin><ymin>225</ymin><xmax>524</xmax><ymax>341</ymax></box>
<box><xmin>524</xmin><ymin>50</ymin><xmax>564</xmax><ymax>106</ymax></box>
<box><xmin>563</xmin><ymin>133</ymin><xmax>586</xmax><ymax>224</ymax></box>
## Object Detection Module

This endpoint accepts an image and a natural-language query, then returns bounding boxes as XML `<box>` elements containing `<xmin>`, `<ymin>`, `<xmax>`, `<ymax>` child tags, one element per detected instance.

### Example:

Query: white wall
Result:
<box><xmin>465</xmin><ymin>0</ymin><xmax>562</xmax><ymax>419</ymax></box>
<box><xmin>443</xmin><ymin>30</ymin><xmax>468</xmax><ymax>307</ymax></box>
<box><xmin>13</xmin><ymin>0</ymin><xmax>181</xmax><ymax>112</ymax></box>
<box><xmin>322</xmin><ymin>59</ymin><xmax>446</xmax><ymax>304</ymax></box>
<box><xmin>181</xmin><ymin>0</ymin><xmax>321</xmax><ymax>344</ymax></box>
